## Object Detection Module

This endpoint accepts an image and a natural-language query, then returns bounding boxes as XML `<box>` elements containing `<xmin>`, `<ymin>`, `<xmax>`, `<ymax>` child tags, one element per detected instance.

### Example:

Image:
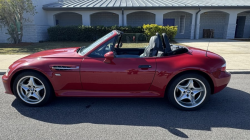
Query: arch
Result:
<box><xmin>163</xmin><ymin>11</ymin><xmax>193</xmax><ymax>39</ymax></box>
<box><xmin>235</xmin><ymin>11</ymin><xmax>250</xmax><ymax>38</ymax></box>
<box><xmin>127</xmin><ymin>11</ymin><xmax>155</xmax><ymax>26</ymax></box>
<box><xmin>55</xmin><ymin>12</ymin><xmax>82</xmax><ymax>26</ymax></box>
<box><xmin>90</xmin><ymin>12</ymin><xmax>119</xmax><ymax>26</ymax></box>
<box><xmin>199</xmin><ymin>11</ymin><xmax>230</xmax><ymax>39</ymax></box>
<box><xmin>200</xmin><ymin>10</ymin><xmax>229</xmax><ymax>15</ymax></box>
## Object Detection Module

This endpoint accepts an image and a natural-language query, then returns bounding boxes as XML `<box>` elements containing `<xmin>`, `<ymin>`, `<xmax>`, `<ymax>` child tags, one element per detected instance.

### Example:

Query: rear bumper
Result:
<box><xmin>213</xmin><ymin>71</ymin><xmax>231</xmax><ymax>94</ymax></box>
<box><xmin>2</xmin><ymin>74</ymin><xmax>13</xmax><ymax>95</ymax></box>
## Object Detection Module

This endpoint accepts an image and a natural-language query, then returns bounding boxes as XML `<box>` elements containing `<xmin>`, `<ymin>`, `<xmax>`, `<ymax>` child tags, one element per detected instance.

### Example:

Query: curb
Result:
<box><xmin>0</xmin><ymin>72</ymin><xmax>6</xmax><ymax>75</ymax></box>
<box><xmin>227</xmin><ymin>70</ymin><xmax>250</xmax><ymax>74</ymax></box>
<box><xmin>0</xmin><ymin>70</ymin><xmax>6</xmax><ymax>75</ymax></box>
<box><xmin>0</xmin><ymin>70</ymin><xmax>250</xmax><ymax>75</ymax></box>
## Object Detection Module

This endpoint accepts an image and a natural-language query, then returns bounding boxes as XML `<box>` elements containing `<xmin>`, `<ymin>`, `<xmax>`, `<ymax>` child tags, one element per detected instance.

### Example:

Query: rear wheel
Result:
<box><xmin>167</xmin><ymin>73</ymin><xmax>211</xmax><ymax>111</ymax></box>
<box><xmin>13</xmin><ymin>71</ymin><xmax>54</xmax><ymax>107</ymax></box>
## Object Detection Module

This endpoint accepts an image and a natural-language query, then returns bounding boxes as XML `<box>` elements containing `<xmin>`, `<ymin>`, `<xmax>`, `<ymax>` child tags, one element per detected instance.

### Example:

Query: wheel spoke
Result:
<box><xmin>27</xmin><ymin>92</ymin><xmax>32</xmax><ymax>98</ymax></box>
<box><xmin>186</xmin><ymin>79</ymin><xmax>195</xmax><ymax>89</ymax></box>
<box><xmin>35</xmin><ymin>85</ymin><xmax>44</xmax><ymax>92</ymax></box>
<box><xmin>32</xmin><ymin>92</ymin><xmax>41</xmax><ymax>100</ymax></box>
<box><xmin>27</xmin><ymin>77</ymin><xmax>35</xmax><ymax>86</ymax></box>
<box><xmin>177</xmin><ymin>93</ymin><xmax>189</xmax><ymax>101</ymax></box>
<box><xmin>192</xmin><ymin>88</ymin><xmax>203</xmax><ymax>96</ymax></box>
<box><xmin>190</xmin><ymin>96</ymin><xmax>196</xmax><ymax>105</ymax></box>
<box><xmin>177</xmin><ymin>85</ymin><xmax>186</xmax><ymax>92</ymax></box>
<box><xmin>20</xmin><ymin>84</ymin><xmax>29</xmax><ymax>94</ymax></box>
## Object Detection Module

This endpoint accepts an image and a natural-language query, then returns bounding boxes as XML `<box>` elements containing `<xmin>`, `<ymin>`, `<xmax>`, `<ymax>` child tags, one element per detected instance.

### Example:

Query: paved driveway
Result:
<box><xmin>176</xmin><ymin>39</ymin><xmax>250</xmax><ymax>70</ymax></box>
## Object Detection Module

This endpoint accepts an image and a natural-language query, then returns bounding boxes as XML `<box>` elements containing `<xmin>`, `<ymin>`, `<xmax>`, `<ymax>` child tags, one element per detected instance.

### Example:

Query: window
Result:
<box><xmin>163</xmin><ymin>19</ymin><xmax>175</xmax><ymax>26</ymax></box>
<box><xmin>88</xmin><ymin>37</ymin><xmax>116</xmax><ymax>58</ymax></box>
<box><xmin>179</xmin><ymin>15</ymin><xmax>185</xmax><ymax>34</ymax></box>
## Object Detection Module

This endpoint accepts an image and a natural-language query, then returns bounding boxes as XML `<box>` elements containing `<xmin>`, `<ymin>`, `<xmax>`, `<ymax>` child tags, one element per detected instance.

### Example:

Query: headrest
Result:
<box><xmin>162</xmin><ymin>33</ymin><xmax>171</xmax><ymax>53</ymax></box>
<box><xmin>156</xmin><ymin>33</ymin><xmax>164</xmax><ymax>52</ymax></box>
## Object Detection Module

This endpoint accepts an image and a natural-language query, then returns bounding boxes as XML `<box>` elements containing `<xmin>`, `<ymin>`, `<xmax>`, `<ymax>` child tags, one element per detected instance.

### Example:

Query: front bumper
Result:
<box><xmin>2</xmin><ymin>74</ymin><xmax>13</xmax><ymax>95</ymax></box>
<box><xmin>213</xmin><ymin>71</ymin><xmax>231</xmax><ymax>94</ymax></box>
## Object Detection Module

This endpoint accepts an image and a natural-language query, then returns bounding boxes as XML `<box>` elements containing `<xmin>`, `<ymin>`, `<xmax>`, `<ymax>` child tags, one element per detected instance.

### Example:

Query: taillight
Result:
<box><xmin>221</xmin><ymin>63</ymin><xmax>226</xmax><ymax>71</ymax></box>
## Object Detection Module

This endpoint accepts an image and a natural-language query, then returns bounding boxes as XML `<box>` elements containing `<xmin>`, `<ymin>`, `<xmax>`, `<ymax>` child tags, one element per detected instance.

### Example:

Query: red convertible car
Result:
<box><xmin>2</xmin><ymin>30</ymin><xmax>231</xmax><ymax>110</ymax></box>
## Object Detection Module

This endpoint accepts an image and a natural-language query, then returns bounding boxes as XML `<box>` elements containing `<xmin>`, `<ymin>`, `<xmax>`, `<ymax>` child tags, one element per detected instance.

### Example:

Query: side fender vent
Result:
<box><xmin>51</xmin><ymin>66</ymin><xmax>79</xmax><ymax>70</ymax></box>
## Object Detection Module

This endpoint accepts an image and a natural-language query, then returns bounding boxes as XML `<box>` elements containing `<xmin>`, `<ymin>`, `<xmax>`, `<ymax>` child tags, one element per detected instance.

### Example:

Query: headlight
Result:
<box><xmin>5</xmin><ymin>69</ymin><xmax>10</xmax><ymax>76</ymax></box>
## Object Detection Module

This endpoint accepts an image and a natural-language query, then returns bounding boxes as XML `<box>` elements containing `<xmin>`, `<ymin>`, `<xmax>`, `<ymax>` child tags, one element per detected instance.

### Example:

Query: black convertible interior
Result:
<box><xmin>114</xmin><ymin>32</ymin><xmax>189</xmax><ymax>58</ymax></box>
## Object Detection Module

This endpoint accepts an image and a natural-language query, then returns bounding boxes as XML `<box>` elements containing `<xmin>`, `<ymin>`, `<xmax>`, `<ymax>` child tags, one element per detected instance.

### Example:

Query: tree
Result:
<box><xmin>0</xmin><ymin>0</ymin><xmax>36</xmax><ymax>44</ymax></box>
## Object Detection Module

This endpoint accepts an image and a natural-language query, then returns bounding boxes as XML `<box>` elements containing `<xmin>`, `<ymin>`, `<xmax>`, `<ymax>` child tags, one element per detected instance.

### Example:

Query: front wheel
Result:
<box><xmin>167</xmin><ymin>73</ymin><xmax>211</xmax><ymax>111</ymax></box>
<box><xmin>13</xmin><ymin>71</ymin><xmax>54</xmax><ymax>107</ymax></box>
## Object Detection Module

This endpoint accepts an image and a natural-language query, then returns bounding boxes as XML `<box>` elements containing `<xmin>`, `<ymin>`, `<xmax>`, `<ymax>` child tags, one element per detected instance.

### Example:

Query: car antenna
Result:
<box><xmin>206</xmin><ymin>29</ymin><xmax>212</xmax><ymax>57</ymax></box>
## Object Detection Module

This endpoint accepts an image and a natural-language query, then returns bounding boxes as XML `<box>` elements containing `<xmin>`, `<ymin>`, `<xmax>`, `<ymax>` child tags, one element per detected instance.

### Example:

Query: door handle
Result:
<box><xmin>138</xmin><ymin>65</ymin><xmax>152</xmax><ymax>69</ymax></box>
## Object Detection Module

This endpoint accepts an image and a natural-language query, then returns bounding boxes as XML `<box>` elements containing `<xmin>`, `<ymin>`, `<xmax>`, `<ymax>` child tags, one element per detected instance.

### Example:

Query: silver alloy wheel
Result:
<box><xmin>16</xmin><ymin>76</ymin><xmax>46</xmax><ymax>104</ymax></box>
<box><xmin>174</xmin><ymin>78</ymin><xmax>207</xmax><ymax>108</ymax></box>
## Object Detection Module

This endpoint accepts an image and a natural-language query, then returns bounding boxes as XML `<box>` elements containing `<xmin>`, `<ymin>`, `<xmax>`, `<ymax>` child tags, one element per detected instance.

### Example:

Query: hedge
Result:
<box><xmin>143</xmin><ymin>24</ymin><xmax>178</xmax><ymax>41</ymax></box>
<box><xmin>47</xmin><ymin>25</ymin><xmax>144</xmax><ymax>42</ymax></box>
<box><xmin>47</xmin><ymin>25</ymin><xmax>178</xmax><ymax>42</ymax></box>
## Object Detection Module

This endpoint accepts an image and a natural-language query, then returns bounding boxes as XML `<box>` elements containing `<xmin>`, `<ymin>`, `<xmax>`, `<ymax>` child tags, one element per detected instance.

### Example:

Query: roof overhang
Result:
<box><xmin>43</xmin><ymin>6</ymin><xmax>250</xmax><ymax>11</ymax></box>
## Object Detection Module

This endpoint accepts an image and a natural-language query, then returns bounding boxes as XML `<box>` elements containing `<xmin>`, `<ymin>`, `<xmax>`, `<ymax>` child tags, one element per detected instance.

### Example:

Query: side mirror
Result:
<box><xmin>104</xmin><ymin>51</ymin><xmax>114</xmax><ymax>63</ymax></box>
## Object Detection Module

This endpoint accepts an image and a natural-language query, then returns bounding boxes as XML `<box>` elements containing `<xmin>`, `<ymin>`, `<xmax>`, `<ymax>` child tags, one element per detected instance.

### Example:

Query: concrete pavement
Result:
<box><xmin>0</xmin><ymin>55</ymin><xmax>27</xmax><ymax>70</ymax></box>
<box><xmin>176</xmin><ymin>39</ymin><xmax>250</xmax><ymax>70</ymax></box>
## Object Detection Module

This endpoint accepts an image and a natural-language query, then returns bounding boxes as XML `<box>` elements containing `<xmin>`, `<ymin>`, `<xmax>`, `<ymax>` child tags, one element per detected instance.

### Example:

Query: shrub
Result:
<box><xmin>143</xmin><ymin>24</ymin><xmax>178</xmax><ymax>41</ymax></box>
<box><xmin>47</xmin><ymin>25</ymin><xmax>144</xmax><ymax>41</ymax></box>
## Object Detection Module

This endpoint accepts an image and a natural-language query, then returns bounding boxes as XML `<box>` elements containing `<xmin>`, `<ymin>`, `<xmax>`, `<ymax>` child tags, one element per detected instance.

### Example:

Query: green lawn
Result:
<box><xmin>0</xmin><ymin>41</ymin><xmax>182</xmax><ymax>55</ymax></box>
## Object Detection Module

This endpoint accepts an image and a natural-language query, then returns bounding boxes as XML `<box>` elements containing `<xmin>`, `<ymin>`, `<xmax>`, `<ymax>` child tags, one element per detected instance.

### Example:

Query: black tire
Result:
<box><xmin>13</xmin><ymin>71</ymin><xmax>54</xmax><ymax>107</ymax></box>
<box><xmin>166</xmin><ymin>73</ymin><xmax>211</xmax><ymax>111</ymax></box>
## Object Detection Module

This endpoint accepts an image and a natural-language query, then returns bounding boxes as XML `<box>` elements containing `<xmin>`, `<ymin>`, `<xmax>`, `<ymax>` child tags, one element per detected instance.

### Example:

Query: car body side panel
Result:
<box><xmin>3</xmin><ymin>54</ymin><xmax>83</xmax><ymax>95</ymax></box>
<box><xmin>150</xmin><ymin>47</ymin><xmax>230</xmax><ymax>97</ymax></box>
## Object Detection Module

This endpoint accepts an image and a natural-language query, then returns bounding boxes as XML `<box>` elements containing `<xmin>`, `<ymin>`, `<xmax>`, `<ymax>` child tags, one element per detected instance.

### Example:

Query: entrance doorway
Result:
<box><xmin>235</xmin><ymin>16</ymin><xmax>246</xmax><ymax>38</ymax></box>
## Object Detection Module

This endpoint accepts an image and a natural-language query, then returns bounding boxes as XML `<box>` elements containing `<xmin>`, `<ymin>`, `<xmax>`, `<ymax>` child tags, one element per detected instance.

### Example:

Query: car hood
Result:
<box><xmin>22</xmin><ymin>47</ymin><xmax>81</xmax><ymax>59</ymax></box>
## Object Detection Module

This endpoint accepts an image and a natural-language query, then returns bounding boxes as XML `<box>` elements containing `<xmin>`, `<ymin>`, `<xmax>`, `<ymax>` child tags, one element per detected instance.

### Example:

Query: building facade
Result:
<box><xmin>0</xmin><ymin>0</ymin><xmax>250</xmax><ymax>43</ymax></box>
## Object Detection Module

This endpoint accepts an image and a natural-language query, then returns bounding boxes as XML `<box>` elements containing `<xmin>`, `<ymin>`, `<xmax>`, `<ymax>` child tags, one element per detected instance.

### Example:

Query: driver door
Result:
<box><xmin>80</xmin><ymin>57</ymin><xmax>156</xmax><ymax>91</ymax></box>
<box><xmin>80</xmin><ymin>37</ymin><xmax>156</xmax><ymax>91</ymax></box>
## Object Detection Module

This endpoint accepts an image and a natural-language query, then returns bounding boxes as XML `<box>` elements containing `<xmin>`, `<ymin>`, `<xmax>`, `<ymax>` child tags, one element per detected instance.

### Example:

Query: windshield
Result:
<box><xmin>79</xmin><ymin>31</ymin><xmax>114</xmax><ymax>55</ymax></box>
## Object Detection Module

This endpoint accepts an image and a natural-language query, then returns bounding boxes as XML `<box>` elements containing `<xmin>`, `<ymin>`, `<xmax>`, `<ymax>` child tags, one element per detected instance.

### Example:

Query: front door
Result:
<box><xmin>80</xmin><ymin>57</ymin><xmax>156</xmax><ymax>91</ymax></box>
<box><xmin>235</xmin><ymin>16</ymin><xmax>246</xmax><ymax>38</ymax></box>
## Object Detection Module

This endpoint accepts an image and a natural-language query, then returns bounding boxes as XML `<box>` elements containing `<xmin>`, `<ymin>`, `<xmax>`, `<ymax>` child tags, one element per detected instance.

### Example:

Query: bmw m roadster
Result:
<box><xmin>2</xmin><ymin>30</ymin><xmax>231</xmax><ymax>110</ymax></box>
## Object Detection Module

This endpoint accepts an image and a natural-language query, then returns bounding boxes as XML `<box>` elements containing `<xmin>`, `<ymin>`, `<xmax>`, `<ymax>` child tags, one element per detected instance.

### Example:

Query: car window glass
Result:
<box><xmin>80</xmin><ymin>32</ymin><xmax>114</xmax><ymax>55</ymax></box>
<box><xmin>88</xmin><ymin>37</ymin><xmax>116</xmax><ymax>58</ymax></box>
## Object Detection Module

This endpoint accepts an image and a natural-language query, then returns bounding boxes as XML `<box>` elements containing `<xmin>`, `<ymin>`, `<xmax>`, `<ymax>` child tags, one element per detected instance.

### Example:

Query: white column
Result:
<box><xmin>81</xmin><ymin>12</ymin><xmax>91</xmax><ymax>26</ymax></box>
<box><xmin>195</xmin><ymin>13</ymin><xmax>201</xmax><ymax>39</ymax></box>
<box><xmin>225</xmin><ymin>12</ymin><xmax>238</xmax><ymax>39</ymax></box>
<box><xmin>119</xmin><ymin>12</ymin><xmax>123</xmax><ymax>26</ymax></box>
<box><xmin>47</xmin><ymin>12</ymin><xmax>56</xmax><ymax>26</ymax></box>
<box><xmin>190</xmin><ymin>13</ymin><xmax>196</xmax><ymax>39</ymax></box>
<box><xmin>155</xmin><ymin>12</ymin><xmax>164</xmax><ymax>26</ymax></box>
<box><xmin>124</xmin><ymin>12</ymin><xmax>128</xmax><ymax>26</ymax></box>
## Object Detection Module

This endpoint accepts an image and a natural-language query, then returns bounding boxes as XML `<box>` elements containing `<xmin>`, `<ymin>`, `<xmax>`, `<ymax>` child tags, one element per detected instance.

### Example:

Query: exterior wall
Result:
<box><xmin>199</xmin><ymin>11</ymin><xmax>229</xmax><ymax>39</ymax></box>
<box><xmin>163</xmin><ymin>11</ymin><xmax>192</xmax><ymax>39</ymax></box>
<box><xmin>36</xmin><ymin>25</ymin><xmax>51</xmax><ymax>41</ymax></box>
<box><xmin>0</xmin><ymin>26</ymin><xmax>9</xmax><ymax>43</ymax></box>
<box><xmin>238</xmin><ymin>12</ymin><xmax>250</xmax><ymax>38</ymax></box>
<box><xmin>127</xmin><ymin>12</ymin><xmax>155</xmax><ymax>26</ymax></box>
<box><xmin>22</xmin><ymin>25</ymin><xmax>38</xmax><ymax>42</ymax></box>
<box><xmin>55</xmin><ymin>12</ymin><xmax>82</xmax><ymax>26</ymax></box>
<box><xmin>90</xmin><ymin>12</ymin><xmax>119</xmax><ymax>26</ymax></box>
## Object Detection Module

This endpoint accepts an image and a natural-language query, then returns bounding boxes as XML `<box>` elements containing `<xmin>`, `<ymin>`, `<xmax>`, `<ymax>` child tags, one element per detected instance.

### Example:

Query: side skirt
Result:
<box><xmin>55</xmin><ymin>90</ymin><xmax>163</xmax><ymax>97</ymax></box>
